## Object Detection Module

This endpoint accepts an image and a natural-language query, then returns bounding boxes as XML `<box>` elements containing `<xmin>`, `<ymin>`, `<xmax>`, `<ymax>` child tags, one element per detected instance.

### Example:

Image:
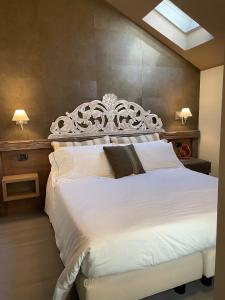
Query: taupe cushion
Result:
<box><xmin>110</xmin><ymin>133</ymin><xmax>160</xmax><ymax>144</ymax></box>
<box><xmin>103</xmin><ymin>144</ymin><xmax>145</xmax><ymax>179</ymax></box>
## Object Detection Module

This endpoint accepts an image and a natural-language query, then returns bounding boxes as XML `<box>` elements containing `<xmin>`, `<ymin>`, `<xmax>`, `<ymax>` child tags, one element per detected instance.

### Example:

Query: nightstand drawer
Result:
<box><xmin>2</xmin><ymin>149</ymin><xmax>50</xmax><ymax>175</ymax></box>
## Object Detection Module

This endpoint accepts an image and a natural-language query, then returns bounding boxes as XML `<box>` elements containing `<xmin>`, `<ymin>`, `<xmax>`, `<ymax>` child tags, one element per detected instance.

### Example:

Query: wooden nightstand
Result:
<box><xmin>2</xmin><ymin>173</ymin><xmax>40</xmax><ymax>215</ymax></box>
<box><xmin>180</xmin><ymin>158</ymin><xmax>211</xmax><ymax>175</ymax></box>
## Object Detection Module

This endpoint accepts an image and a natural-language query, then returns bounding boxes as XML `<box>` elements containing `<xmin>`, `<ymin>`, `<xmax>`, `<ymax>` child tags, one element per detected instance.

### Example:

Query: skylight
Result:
<box><xmin>142</xmin><ymin>0</ymin><xmax>214</xmax><ymax>51</ymax></box>
<box><xmin>155</xmin><ymin>0</ymin><xmax>200</xmax><ymax>34</ymax></box>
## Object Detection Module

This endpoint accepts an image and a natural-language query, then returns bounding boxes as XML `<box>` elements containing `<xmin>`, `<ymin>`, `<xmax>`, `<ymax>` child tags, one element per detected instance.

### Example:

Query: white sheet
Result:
<box><xmin>45</xmin><ymin>168</ymin><xmax>218</xmax><ymax>300</ymax></box>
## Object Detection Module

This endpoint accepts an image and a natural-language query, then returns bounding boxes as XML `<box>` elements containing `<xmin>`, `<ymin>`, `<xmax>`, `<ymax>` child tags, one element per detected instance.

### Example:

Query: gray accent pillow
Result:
<box><xmin>103</xmin><ymin>144</ymin><xmax>145</xmax><ymax>179</ymax></box>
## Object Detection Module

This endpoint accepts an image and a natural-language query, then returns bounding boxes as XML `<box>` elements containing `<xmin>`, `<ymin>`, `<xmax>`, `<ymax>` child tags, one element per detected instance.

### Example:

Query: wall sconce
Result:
<box><xmin>175</xmin><ymin>108</ymin><xmax>192</xmax><ymax>125</ymax></box>
<box><xmin>12</xmin><ymin>109</ymin><xmax>29</xmax><ymax>130</ymax></box>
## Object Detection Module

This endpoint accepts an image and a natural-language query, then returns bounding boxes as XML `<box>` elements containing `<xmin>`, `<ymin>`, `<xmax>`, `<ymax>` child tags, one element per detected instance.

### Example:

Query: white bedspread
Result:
<box><xmin>45</xmin><ymin>168</ymin><xmax>218</xmax><ymax>300</ymax></box>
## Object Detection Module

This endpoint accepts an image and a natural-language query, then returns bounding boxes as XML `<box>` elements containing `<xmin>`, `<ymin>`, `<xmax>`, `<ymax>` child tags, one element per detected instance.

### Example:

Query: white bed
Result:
<box><xmin>46</xmin><ymin>93</ymin><xmax>217</xmax><ymax>300</ymax></box>
<box><xmin>45</xmin><ymin>167</ymin><xmax>217</xmax><ymax>299</ymax></box>
<box><xmin>46</xmin><ymin>167</ymin><xmax>217</xmax><ymax>278</ymax></box>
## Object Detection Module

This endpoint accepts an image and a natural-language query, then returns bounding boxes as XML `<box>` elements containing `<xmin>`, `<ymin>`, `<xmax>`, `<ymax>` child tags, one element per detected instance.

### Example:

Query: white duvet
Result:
<box><xmin>45</xmin><ymin>167</ymin><xmax>218</xmax><ymax>300</ymax></box>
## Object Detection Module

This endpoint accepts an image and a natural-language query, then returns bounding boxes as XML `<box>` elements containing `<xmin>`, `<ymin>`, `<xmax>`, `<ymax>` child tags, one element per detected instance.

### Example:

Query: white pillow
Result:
<box><xmin>133</xmin><ymin>141</ymin><xmax>183</xmax><ymax>171</ymax></box>
<box><xmin>49</xmin><ymin>144</ymin><xmax>113</xmax><ymax>178</ymax></box>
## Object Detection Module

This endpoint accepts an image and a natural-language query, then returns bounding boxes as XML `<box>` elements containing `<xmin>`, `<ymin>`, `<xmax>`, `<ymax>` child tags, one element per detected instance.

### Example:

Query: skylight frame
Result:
<box><xmin>142</xmin><ymin>0</ymin><xmax>214</xmax><ymax>51</ymax></box>
<box><xmin>154</xmin><ymin>0</ymin><xmax>200</xmax><ymax>34</ymax></box>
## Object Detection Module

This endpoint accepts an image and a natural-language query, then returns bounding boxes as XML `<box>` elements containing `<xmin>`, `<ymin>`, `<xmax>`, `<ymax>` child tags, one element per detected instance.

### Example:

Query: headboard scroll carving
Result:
<box><xmin>48</xmin><ymin>93</ymin><xmax>163</xmax><ymax>139</ymax></box>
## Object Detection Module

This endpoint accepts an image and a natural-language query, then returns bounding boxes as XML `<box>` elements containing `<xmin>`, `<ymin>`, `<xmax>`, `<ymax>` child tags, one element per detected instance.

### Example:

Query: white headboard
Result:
<box><xmin>48</xmin><ymin>93</ymin><xmax>163</xmax><ymax>139</ymax></box>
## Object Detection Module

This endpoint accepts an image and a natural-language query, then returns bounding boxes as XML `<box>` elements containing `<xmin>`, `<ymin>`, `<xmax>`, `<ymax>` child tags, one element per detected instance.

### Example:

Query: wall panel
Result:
<box><xmin>0</xmin><ymin>0</ymin><xmax>200</xmax><ymax>140</ymax></box>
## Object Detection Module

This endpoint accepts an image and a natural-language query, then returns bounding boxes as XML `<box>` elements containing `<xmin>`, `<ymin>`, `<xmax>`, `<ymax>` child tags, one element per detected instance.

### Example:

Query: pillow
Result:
<box><xmin>110</xmin><ymin>133</ymin><xmax>160</xmax><ymax>144</ymax></box>
<box><xmin>103</xmin><ymin>144</ymin><xmax>145</xmax><ymax>179</ymax></box>
<box><xmin>133</xmin><ymin>141</ymin><xmax>183</xmax><ymax>171</ymax></box>
<box><xmin>51</xmin><ymin>136</ymin><xmax>110</xmax><ymax>150</ymax></box>
<box><xmin>49</xmin><ymin>144</ymin><xmax>113</xmax><ymax>178</ymax></box>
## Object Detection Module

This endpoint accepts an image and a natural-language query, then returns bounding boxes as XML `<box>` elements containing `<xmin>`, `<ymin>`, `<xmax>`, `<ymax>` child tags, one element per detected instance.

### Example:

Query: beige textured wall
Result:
<box><xmin>199</xmin><ymin>65</ymin><xmax>224</xmax><ymax>176</ymax></box>
<box><xmin>0</xmin><ymin>0</ymin><xmax>200</xmax><ymax>140</ymax></box>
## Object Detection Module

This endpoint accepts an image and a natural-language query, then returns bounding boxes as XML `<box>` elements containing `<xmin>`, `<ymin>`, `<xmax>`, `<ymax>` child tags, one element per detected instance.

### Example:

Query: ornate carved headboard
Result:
<box><xmin>48</xmin><ymin>93</ymin><xmax>164</xmax><ymax>139</ymax></box>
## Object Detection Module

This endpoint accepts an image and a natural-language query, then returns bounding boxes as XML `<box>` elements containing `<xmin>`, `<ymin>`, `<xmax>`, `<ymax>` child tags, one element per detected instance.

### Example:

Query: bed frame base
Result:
<box><xmin>76</xmin><ymin>252</ymin><xmax>203</xmax><ymax>300</ymax></box>
<box><xmin>76</xmin><ymin>247</ymin><xmax>216</xmax><ymax>300</ymax></box>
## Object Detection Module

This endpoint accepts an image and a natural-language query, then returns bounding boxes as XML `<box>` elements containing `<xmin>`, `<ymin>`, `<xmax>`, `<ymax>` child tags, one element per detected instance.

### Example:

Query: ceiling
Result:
<box><xmin>106</xmin><ymin>0</ymin><xmax>225</xmax><ymax>70</ymax></box>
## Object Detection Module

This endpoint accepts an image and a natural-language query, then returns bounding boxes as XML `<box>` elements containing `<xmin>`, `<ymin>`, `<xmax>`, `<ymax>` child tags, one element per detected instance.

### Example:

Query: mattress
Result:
<box><xmin>45</xmin><ymin>167</ymin><xmax>218</xmax><ymax>279</ymax></box>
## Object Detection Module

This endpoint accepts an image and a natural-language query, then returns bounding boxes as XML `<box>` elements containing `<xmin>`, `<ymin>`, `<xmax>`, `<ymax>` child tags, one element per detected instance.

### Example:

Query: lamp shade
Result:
<box><xmin>180</xmin><ymin>108</ymin><xmax>192</xmax><ymax>118</ymax></box>
<box><xmin>12</xmin><ymin>109</ymin><xmax>29</xmax><ymax>122</ymax></box>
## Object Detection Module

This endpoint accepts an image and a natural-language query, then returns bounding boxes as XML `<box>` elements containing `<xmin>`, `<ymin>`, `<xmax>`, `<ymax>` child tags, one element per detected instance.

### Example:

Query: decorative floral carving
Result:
<box><xmin>48</xmin><ymin>93</ymin><xmax>163</xmax><ymax>138</ymax></box>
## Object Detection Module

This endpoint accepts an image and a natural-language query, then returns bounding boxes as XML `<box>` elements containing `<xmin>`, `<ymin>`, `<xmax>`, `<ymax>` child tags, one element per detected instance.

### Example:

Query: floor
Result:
<box><xmin>0</xmin><ymin>213</ymin><xmax>213</xmax><ymax>300</ymax></box>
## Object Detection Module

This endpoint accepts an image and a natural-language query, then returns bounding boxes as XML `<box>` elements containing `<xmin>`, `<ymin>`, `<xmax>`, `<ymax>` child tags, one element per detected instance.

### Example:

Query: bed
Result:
<box><xmin>45</xmin><ymin>94</ymin><xmax>217</xmax><ymax>300</ymax></box>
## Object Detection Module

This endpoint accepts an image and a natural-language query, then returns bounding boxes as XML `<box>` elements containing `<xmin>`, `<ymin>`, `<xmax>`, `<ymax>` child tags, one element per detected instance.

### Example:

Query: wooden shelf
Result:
<box><xmin>2</xmin><ymin>173</ymin><xmax>40</xmax><ymax>202</ymax></box>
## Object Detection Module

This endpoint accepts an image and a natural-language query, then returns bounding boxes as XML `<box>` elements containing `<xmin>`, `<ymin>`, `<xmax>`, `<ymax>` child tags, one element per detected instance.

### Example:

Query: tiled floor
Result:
<box><xmin>0</xmin><ymin>214</ymin><xmax>213</xmax><ymax>300</ymax></box>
